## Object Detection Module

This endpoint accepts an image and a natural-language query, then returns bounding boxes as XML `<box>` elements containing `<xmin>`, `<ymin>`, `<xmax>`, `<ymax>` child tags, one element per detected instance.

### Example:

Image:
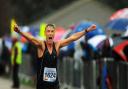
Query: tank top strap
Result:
<box><xmin>44</xmin><ymin>41</ymin><xmax>47</xmax><ymax>49</ymax></box>
<box><xmin>53</xmin><ymin>42</ymin><xmax>57</xmax><ymax>53</ymax></box>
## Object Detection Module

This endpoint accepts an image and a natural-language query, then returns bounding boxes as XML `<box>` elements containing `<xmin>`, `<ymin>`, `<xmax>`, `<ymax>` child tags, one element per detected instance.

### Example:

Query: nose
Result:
<box><xmin>50</xmin><ymin>31</ymin><xmax>54</xmax><ymax>34</ymax></box>
<box><xmin>49</xmin><ymin>32</ymin><xmax>52</xmax><ymax>35</ymax></box>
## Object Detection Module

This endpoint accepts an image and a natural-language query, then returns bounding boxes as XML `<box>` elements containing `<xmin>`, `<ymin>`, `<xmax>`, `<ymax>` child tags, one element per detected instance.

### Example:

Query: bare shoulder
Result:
<box><xmin>38</xmin><ymin>39</ymin><xmax>45</xmax><ymax>50</ymax></box>
<box><xmin>55</xmin><ymin>40</ymin><xmax>61</xmax><ymax>48</ymax></box>
<box><xmin>37</xmin><ymin>40</ymin><xmax>45</xmax><ymax>58</ymax></box>
<box><xmin>55</xmin><ymin>39</ymin><xmax>69</xmax><ymax>48</ymax></box>
<box><xmin>41</xmin><ymin>40</ymin><xmax>45</xmax><ymax>48</ymax></box>
<box><xmin>54</xmin><ymin>41</ymin><xmax>61</xmax><ymax>55</ymax></box>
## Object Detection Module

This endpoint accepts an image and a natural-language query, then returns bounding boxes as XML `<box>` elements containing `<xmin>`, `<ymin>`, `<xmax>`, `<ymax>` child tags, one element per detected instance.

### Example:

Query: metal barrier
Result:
<box><xmin>58</xmin><ymin>57</ymin><xmax>97</xmax><ymax>89</ymax></box>
<box><xmin>58</xmin><ymin>57</ymin><xmax>128</xmax><ymax>89</ymax></box>
<box><xmin>118</xmin><ymin>62</ymin><xmax>128</xmax><ymax>89</ymax></box>
<box><xmin>107</xmin><ymin>61</ymin><xmax>128</xmax><ymax>89</ymax></box>
<box><xmin>19</xmin><ymin>54</ymin><xmax>128</xmax><ymax>89</ymax></box>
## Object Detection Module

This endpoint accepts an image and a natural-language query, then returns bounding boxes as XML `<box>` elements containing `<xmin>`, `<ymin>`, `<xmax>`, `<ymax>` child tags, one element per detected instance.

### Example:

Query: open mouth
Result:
<box><xmin>49</xmin><ymin>37</ymin><xmax>52</xmax><ymax>40</ymax></box>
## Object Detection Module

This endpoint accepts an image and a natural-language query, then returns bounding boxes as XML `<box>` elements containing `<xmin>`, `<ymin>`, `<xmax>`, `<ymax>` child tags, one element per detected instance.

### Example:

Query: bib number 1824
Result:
<box><xmin>43</xmin><ymin>67</ymin><xmax>57</xmax><ymax>82</ymax></box>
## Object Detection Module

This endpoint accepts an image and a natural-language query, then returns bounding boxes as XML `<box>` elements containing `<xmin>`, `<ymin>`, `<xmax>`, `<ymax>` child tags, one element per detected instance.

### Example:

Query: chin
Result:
<box><xmin>48</xmin><ymin>40</ymin><xmax>53</xmax><ymax>43</ymax></box>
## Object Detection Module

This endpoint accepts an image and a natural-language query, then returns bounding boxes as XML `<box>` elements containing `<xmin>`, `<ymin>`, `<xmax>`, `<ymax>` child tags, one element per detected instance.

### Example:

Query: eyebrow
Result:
<box><xmin>46</xmin><ymin>28</ymin><xmax>55</xmax><ymax>32</ymax></box>
<box><xmin>45</xmin><ymin>27</ymin><xmax>55</xmax><ymax>32</ymax></box>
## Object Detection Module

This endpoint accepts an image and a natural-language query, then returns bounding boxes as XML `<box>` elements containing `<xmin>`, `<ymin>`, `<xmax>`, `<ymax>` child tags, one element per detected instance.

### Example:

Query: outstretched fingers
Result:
<box><xmin>87</xmin><ymin>24</ymin><xmax>97</xmax><ymax>32</ymax></box>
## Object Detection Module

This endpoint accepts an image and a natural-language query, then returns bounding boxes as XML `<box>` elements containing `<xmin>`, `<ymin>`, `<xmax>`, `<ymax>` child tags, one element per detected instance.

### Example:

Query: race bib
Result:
<box><xmin>43</xmin><ymin>67</ymin><xmax>57</xmax><ymax>82</ymax></box>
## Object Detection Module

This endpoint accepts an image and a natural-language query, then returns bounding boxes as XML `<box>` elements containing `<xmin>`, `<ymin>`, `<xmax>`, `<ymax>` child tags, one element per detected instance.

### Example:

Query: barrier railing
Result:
<box><xmin>20</xmin><ymin>55</ymin><xmax>128</xmax><ymax>89</ymax></box>
<box><xmin>58</xmin><ymin>57</ymin><xmax>128</xmax><ymax>89</ymax></box>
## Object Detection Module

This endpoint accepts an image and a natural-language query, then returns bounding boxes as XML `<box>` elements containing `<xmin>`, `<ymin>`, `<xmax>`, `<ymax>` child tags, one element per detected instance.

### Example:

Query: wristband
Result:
<box><xmin>85</xmin><ymin>29</ymin><xmax>88</xmax><ymax>33</ymax></box>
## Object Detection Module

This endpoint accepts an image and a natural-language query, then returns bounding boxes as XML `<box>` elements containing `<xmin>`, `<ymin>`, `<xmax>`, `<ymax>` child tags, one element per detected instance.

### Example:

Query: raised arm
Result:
<box><xmin>58</xmin><ymin>24</ymin><xmax>96</xmax><ymax>48</ymax></box>
<box><xmin>14</xmin><ymin>24</ymin><xmax>42</xmax><ymax>47</ymax></box>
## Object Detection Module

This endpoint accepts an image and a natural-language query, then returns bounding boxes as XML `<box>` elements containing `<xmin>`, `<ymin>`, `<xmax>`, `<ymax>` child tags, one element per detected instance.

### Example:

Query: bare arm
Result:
<box><xmin>14</xmin><ymin>24</ymin><xmax>42</xmax><ymax>47</ymax></box>
<box><xmin>58</xmin><ymin>24</ymin><xmax>96</xmax><ymax>48</ymax></box>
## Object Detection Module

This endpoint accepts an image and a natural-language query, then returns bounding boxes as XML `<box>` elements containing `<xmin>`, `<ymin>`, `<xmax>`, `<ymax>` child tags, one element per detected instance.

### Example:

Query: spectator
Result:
<box><xmin>11</xmin><ymin>37</ymin><xmax>22</xmax><ymax>89</ymax></box>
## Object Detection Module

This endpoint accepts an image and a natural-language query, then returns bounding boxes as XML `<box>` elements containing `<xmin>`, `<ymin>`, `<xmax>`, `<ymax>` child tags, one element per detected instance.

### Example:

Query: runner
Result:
<box><xmin>14</xmin><ymin>23</ymin><xmax>96</xmax><ymax>89</ymax></box>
